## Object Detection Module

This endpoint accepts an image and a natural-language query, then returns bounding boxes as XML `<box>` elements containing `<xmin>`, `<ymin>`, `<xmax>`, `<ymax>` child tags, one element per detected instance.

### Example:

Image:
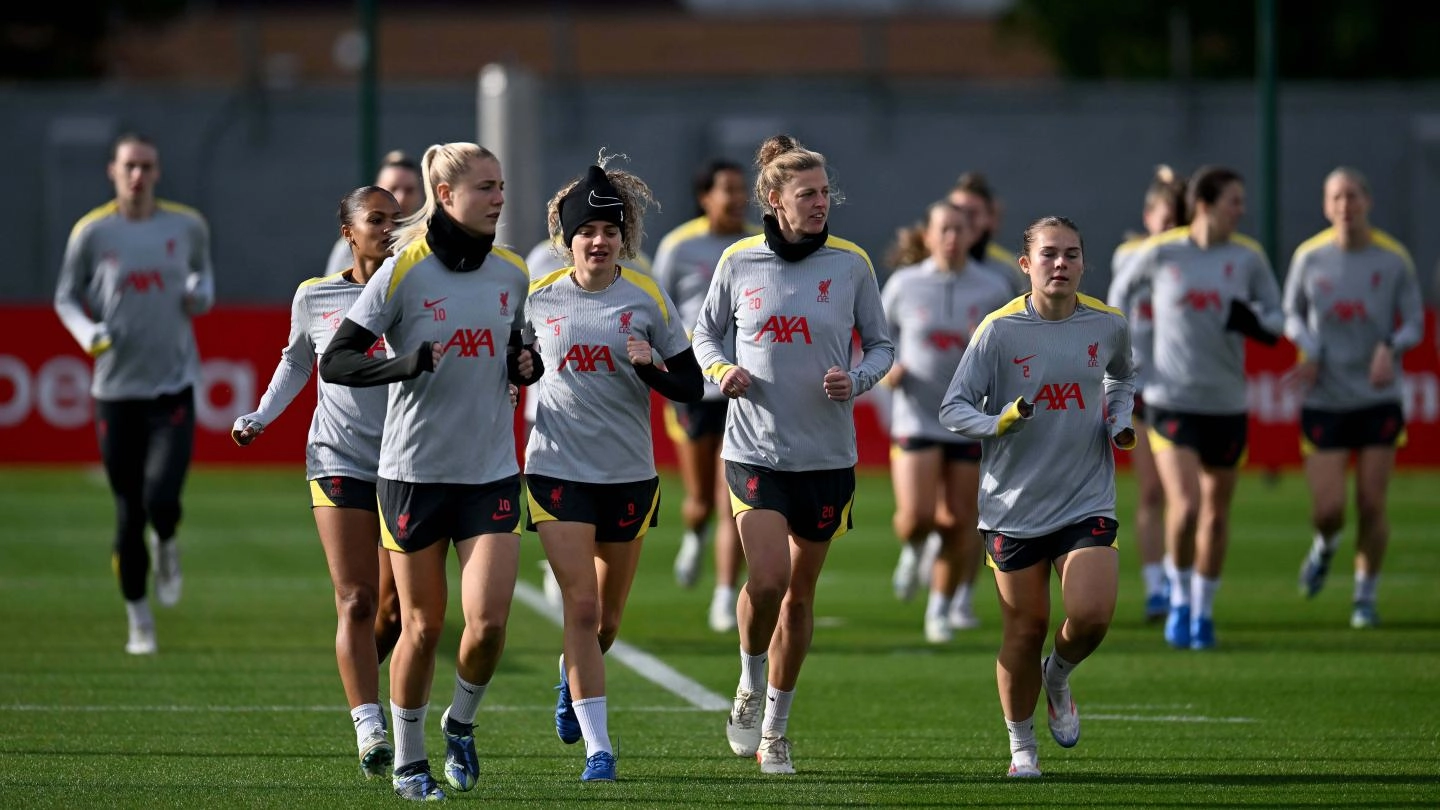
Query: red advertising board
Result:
<box><xmin>2</xmin><ymin>305</ymin><xmax>1436</xmax><ymax>468</ymax></box>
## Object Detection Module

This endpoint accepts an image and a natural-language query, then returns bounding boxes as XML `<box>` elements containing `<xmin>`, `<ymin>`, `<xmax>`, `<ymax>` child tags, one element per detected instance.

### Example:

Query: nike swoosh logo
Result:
<box><xmin>589</xmin><ymin>190</ymin><xmax>623</xmax><ymax>208</ymax></box>
<box><xmin>1013</xmin><ymin>354</ymin><xmax>1037</xmax><ymax>364</ymax></box>
<box><xmin>1091</xmin><ymin>527</ymin><xmax>1109</xmax><ymax>536</ymax></box>
<box><xmin>322</xmin><ymin>308</ymin><xmax>342</xmax><ymax>319</ymax></box>
<box><xmin>492</xmin><ymin>510</ymin><xmax>513</xmax><ymax>521</ymax></box>
<box><xmin>401</xmin><ymin>716</ymin><xmax>418</xmax><ymax>723</ymax></box>
<box><xmin>743</xmin><ymin>287</ymin><xmax>765</xmax><ymax>297</ymax></box>
<box><xmin>817</xmin><ymin>519</ymin><xmax>835</xmax><ymax>529</ymax></box>
<box><xmin>424</xmin><ymin>297</ymin><xmax>448</xmax><ymax>308</ymax></box>
<box><xmin>618</xmin><ymin>516</ymin><xmax>642</xmax><ymax>527</ymax></box>
<box><xmin>460</xmin><ymin>685</ymin><xmax>475</xmax><ymax>695</ymax></box>
<box><xmin>546</xmin><ymin>315</ymin><xmax>567</xmax><ymax>325</ymax></box>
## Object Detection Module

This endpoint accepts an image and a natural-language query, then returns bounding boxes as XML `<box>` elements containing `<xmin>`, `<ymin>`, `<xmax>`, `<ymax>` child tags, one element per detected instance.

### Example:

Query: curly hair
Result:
<box><xmin>544</xmin><ymin>149</ymin><xmax>659</xmax><ymax>262</ymax></box>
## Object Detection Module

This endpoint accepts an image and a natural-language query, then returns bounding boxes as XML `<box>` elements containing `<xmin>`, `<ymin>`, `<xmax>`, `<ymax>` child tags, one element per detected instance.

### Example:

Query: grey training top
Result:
<box><xmin>55</xmin><ymin>200</ymin><xmax>215</xmax><ymax>399</ymax></box>
<box><xmin>346</xmin><ymin>241</ymin><xmax>530</xmax><ymax>484</ymax></box>
<box><xmin>692</xmin><ymin>232</ymin><xmax>895</xmax><ymax>471</ymax></box>
<box><xmin>1111</xmin><ymin>227</ymin><xmax>1282</xmax><ymax>415</ymax></box>
<box><xmin>241</xmin><ymin>271</ymin><xmax>388</xmax><ymax>481</ymax></box>
<box><xmin>940</xmin><ymin>294</ymin><xmax>1135</xmax><ymax>538</ymax></box>
<box><xmin>523</xmin><ymin>266</ymin><xmax>692</xmax><ymax>483</ymax></box>
<box><xmin>881</xmin><ymin>258</ymin><xmax>1013</xmax><ymax>442</ymax></box>
<box><xmin>1283</xmin><ymin>227</ymin><xmax>1424</xmax><ymax>411</ymax></box>
<box><xmin>652</xmin><ymin>216</ymin><xmax>761</xmax><ymax>403</ymax></box>
<box><xmin>1106</xmin><ymin>236</ymin><xmax>1154</xmax><ymax>391</ymax></box>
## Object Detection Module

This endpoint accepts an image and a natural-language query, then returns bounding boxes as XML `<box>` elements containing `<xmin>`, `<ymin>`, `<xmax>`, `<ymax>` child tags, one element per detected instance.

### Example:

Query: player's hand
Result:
<box><xmin>1282</xmin><ymin>359</ymin><xmax>1318</xmax><ymax>393</ymax></box>
<box><xmin>515</xmin><ymin>347</ymin><xmax>536</xmax><ymax>380</ymax></box>
<box><xmin>89</xmin><ymin>325</ymin><xmax>113</xmax><ymax>357</ymax></box>
<box><xmin>823</xmin><ymin>366</ymin><xmax>852</xmax><ymax>401</ymax></box>
<box><xmin>720</xmin><ymin>367</ymin><xmax>751</xmax><ymax>399</ymax></box>
<box><xmin>507</xmin><ymin>384</ymin><xmax>519</xmax><ymax>408</ymax></box>
<box><xmin>626</xmin><ymin>335</ymin><xmax>654</xmax><ymax>367</ymax></box>
<box><xmin>1369</xmin><ymin>343</ymin><xmax>1395</xmax><ymax>388</ymax></box>
<box><xmin>231</xmin><ymin>416</ymin><xmax>264</xmax><ymax>447</ymax></box>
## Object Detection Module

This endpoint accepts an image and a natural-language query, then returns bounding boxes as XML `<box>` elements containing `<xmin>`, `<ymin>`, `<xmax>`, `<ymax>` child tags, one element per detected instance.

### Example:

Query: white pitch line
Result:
<box><xmin>512</xmin><ymin>580</ymin><xmax>731</xmax><ymax>712</ymax></box>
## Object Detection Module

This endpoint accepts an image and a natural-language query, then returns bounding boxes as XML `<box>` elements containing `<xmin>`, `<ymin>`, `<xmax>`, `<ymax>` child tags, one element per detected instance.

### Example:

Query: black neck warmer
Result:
<box><xmin>763</xmin><ymin>214</ymin><xmax>828</xmax><ymax>263</ymax></box>
<box><xmin>425</xmin><ymin>206</ymin><xmax>495</xmax><ymax>272</ymax></box>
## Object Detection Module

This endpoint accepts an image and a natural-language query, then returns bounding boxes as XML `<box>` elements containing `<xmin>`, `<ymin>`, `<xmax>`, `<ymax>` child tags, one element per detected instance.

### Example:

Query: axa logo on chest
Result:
<box><xmin>757</xmin><ymin>315</ymin><xmax>811</xmax><ymax>344</ymax></box>
<box><xmin>0</xmin><ymin>354</ymin><xmax>255</xmax><ymax>431</ymax></box>
<box><xmin>441</xmin><ymin>328</ymin><xmax>496</xmax><ymax>357</ymax></box>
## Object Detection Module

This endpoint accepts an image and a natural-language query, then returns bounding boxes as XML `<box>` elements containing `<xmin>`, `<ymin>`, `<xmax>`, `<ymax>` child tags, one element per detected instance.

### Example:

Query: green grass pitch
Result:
<box><xmin>0</xmin><ymin>466</ymin><xmax>1437</xmax><ymax>808</ymax></box>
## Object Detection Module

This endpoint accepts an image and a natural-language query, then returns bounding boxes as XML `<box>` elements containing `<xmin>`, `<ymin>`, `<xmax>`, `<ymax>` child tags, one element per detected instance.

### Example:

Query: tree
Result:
<box><xmin>1003</xmin><ymin>0</ymin><xmax>1440</xmax><ymax>80</ymax></box>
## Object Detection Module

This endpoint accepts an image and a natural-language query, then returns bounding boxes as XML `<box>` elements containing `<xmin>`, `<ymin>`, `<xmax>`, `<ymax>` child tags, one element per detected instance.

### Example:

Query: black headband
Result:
<box><xmin>559</xmin><ymin>165</ymin><xmax>625</xmax><ymax>247</ymax></box>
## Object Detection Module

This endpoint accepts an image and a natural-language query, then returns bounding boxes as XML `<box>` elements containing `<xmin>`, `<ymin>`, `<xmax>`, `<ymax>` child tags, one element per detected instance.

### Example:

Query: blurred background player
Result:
<box><xmin>949</xmin><ymin>170</ymin><xmax>1027</xmax><ymax>297</ymax></box>
<box><xmin>320</xmin><ymin>142</ymin><xmax>542</xmax><ymax>801</ymax></box>
<box><xmin>693</xmin><ymin>134</ymin><xmax>893</xmax><ymax>775</ymax></box>
<box><xmin>654</xmin><ymin>157</ymin><xmax>761</xmax><ymax>633</ymax></box>
<box><xmin>1112</xmin><ymin>165</ymin><xmax>1283</xmax><ymax>651</ymax></box>
<box><xmin>1107</xmin><ymin>165</ymin><xmax>1188</xmax><ymax>622</ymax></box>
<box><xmin>939</xmin><ymin>214</ymin><xmax>1136</xmax><ymax>779</ymax></box>
<box><xmin>880</xmin><ymin>199</ymin><xmax>1012</xmax><ymax>642</ymax></box>
<box><xmin>54</xmin><ymin>132</ymin><xmax>214</xmax><ymax>655</ymax></box>
<box><xmin>1282</xmin><ymin>166</ymin><xmax>1424</xmax><ymax>629</ymax></box>
<box><xmin>527</xmin><ymin>158</ymin><xmax>702</xmax><ymax>782</ymax></box>
<box><xmin>231</xmin><ymin>185</ymin><xmax>404</xmax><ymax>779</ymax></box>
<box><xmin>324</xmin><ymin>150</ymin><xmax>423</xmax><ymax>277</ymax></box>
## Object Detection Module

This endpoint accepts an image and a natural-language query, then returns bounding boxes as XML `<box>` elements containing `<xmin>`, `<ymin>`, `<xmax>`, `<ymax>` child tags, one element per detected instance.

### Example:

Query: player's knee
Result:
<box><xmin>1064</xmin><ymin>605</ymin><xmax>1113</xmax><ymax>642</ymax></box>
<box><xmin>892</xmin><ymin>510</ymin><xmax>933</xmax><ymax>541</ymax></box>
<box><xmin>402</xmin><ymin>614</ymin><xmax>447</xmax><ymax>655</ymax></box>
<box><xmin>336</xmin><ymin>584</ymin><xmax>379</xmax><ymax>625</ymax></box>
<box><xmin>1169</xmin><ymin>498</ymin><xmax>1200</xmax><ymax>533</ymax></box>
<box><xmin>682</xmin><ymin>495</ymin><xmax>712</xmax><ymax>525</ymax></box>
<box><xmin>744</xmin><ymin>577</ymin><xmax>787</xmax><ymax>609</ymax></box>
<box><xmin>1005</xmin><ymin>614</ymin><xmax>1049</xmax><ymax>649</ymax></box>
<box><xmin>1355</xmin><ymin>495</ymin><xmax>1386</xmax><ymax>529</ymax></box>
<box><xmin>1138</xmin><ymin>479</ymin><xmax>1165</xmax><ymax>511</ymax></box>
<box><xmin>145</xmin><ymin>499</ymin><xmax>182</xmax><ymax>539</ymax></box>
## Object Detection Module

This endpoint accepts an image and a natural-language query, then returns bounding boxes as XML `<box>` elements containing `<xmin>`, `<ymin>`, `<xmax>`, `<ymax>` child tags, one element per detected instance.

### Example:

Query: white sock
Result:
<box><xmin>684</xmin><ymin>527</ymin><xmax>707</xmax><ymax>548</ymax></box>
<box><xmin>739</xmin><ymin>648</ymin><xmax>767</xmax><ymax>693</ymax></box>
<box><xmin>953</xmin><ymin>582</ymin><xmax>973</xmax><ymax>613</ymax></box>
<box><xmin>351</xmin><ymin>702</ymin><xmax>385</xmax><ymax>743</ymax></box>
<box><xmin>1142</xmin><ymin>562</ymin><xmax>1166</xmax><ymax>597</ymax></box>
<box><xmin>898</xmin><ymin>543</ymin><xmax>918</xmax><ymax>567</ymax></box>
<box><xmin>1167</xmin><ymin>563</ymin><xmax>1193</xmax><ymax>608</ymax></box>
<box><xmin>125</xmin><ymin>598</ymin><xmax>153</xmax><ymax>629</ymax></box>
<box><xmin>1314</xmin><ymin>531</ymin><xmax>1341</xmax><ymax>555</ymax></box>
<box><xmin>1043</xmin><ymin>650</ymin><xmax>1075</xmax><ymax>690</ymax></box>
<box><xmin>1005</xmin><ymin>716</ymin><xmax>1036</xmax><ymax>756</ymax></box>
<box><xmin>1354</xmin><ymin>572</ymin><xmax>1378</xmax><ymax>603</ymax></box>
<box><xmin>760</xmin><ymin>685</ymin><xmax>793</xmax><ymax>738</ymax></box>
<box><xmin>574</xmin><ymin>696</ymin><xmax>611</xmax><ymax>756</ymax></box>
<box><xmin>925</xmin><ymin>589</ymin><xmax>950</xmax><ymax>620</ymax></box>
<box><xmin>447</xmin><ymin>673</ymin><xmax>486</xmax><ymax>729</ymax></box>
<box><xmin>1193</xmin><ymin>576</ymin><xmax>1220</xmax><ymax>619</ymax></box>
<box><xmin>713</xmin><ymin>584</ymin><xmax>735</xmax><ymax>606</ymax></box>
<box><xmin>391</xmin><ymin>702</ymin><xmax>428</xmax><ymax>772</ymax></box>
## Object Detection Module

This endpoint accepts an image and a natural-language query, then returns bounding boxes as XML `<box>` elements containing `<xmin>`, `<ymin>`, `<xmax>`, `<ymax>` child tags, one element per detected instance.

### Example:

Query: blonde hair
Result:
<box><xmin>885</xmin><ymin>200</ymin><xmax>959</xmax><ymax>270</ymax></box>
<box><xmin>390</xmin><ymin>142</ymin><xmax>499</xmax><ymax>252</ymax></box>
<box><xmin>753</xmin><ymin>134</ymin><xmax>840</xmax><ymax>215</ymax></box>
<box><xmin>544</xmin><ymin>149</ymin><xmax>658</xmax><ymax>262</ymax></box>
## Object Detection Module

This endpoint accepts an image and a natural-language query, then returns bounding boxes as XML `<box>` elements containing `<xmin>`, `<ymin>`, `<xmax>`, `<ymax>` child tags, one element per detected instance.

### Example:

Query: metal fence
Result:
<box><xmin>5</xmin><ymin>77</ymin><xmax>1440</xmax><ymax>307</ymax></box>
